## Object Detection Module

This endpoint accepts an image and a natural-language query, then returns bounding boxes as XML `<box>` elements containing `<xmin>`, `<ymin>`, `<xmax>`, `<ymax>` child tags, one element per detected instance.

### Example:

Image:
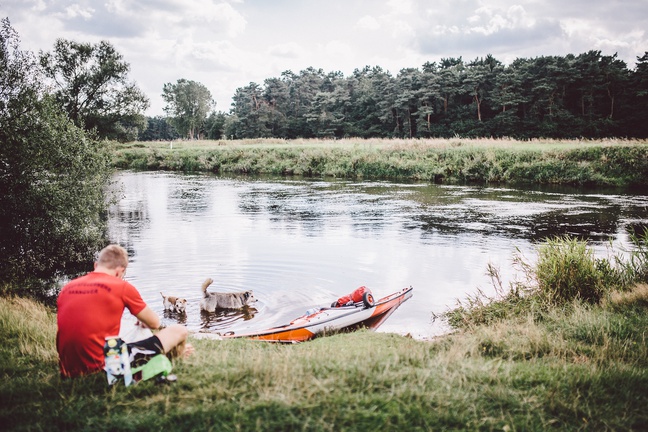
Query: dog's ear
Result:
<box><xmin>244</xmin><ymin>292</ymin><xmax>250</xmax><ymax>300</ymax></box>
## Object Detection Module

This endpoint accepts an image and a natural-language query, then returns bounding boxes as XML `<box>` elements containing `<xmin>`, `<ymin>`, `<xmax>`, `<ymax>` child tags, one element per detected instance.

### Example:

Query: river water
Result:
<box><xmin>107</xmin><ymin>171</ymin><xmax>648</xmax><ymax>340</ymax></box>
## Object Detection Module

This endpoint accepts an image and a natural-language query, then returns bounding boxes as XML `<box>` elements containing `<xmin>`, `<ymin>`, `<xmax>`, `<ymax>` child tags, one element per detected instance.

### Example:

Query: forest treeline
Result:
<box><xmin>142</xmin><ymin>51</ymin><xmax>648</xmax><ymax>141</ymax></box>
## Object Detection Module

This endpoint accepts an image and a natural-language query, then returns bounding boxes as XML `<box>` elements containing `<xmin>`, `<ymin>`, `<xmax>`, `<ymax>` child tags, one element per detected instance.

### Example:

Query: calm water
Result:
<box><xmin>108</xmin><ymin>171</ymin><xmax>648</xmax><ymax>340</ymax></box>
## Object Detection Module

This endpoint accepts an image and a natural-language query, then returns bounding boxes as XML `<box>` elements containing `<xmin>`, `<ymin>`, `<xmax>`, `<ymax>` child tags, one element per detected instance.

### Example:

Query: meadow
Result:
<box><xmin>2</xmin><ymin>233</ymin><xmax>647</xmax><ymax>431</ymax></box>
<box><xmin>110</xmin><ymin>138</ymin><xmax>648</xmax><ymax>187</ymax></box>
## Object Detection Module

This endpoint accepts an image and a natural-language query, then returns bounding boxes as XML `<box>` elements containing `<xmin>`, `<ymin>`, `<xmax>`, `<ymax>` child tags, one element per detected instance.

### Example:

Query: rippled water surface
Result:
<box><xmin>108</xmin><ymin>171</ymin><xmax>648</xmax><ymax>339</ymax></box>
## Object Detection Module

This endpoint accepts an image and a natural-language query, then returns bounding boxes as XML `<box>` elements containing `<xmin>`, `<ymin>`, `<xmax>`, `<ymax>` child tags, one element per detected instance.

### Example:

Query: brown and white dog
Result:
<box><xmin>160</xmin><ymin>292</ymin><xmax>188</xmax><ymax>313</ymax></box>
<box><xmin>200</xmin><ymin>278</ymin><xmax>257</xmax><ymax>312</ymax></box>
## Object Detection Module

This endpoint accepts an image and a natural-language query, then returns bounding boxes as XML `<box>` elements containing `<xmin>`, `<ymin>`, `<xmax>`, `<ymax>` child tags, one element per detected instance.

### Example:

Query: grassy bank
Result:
<box><xmin>1</xmin><ymin>293</ymin><xmax>647</xmax><ymax>431</ymax></box>
<box><xmin>2</xmin><ymin>234</ymin><xmax>648</xmax><ymax>431</ymax></box>
<box><xmin>110</xmin><ymin>138</ymin><xmax>648</xmax><ymax>187</ymax></box>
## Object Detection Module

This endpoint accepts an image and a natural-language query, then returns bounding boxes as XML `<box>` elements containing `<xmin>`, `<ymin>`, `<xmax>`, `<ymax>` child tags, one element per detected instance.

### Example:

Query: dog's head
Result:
<box><xmin>242</xmin><ymin>291</ymin><xmax>257</xmax><ymax>305</ymax></box>
<box><xmin>174</xmin><ymin>297</ymin><xmax>187</xmax><ymax>312</ymax></box>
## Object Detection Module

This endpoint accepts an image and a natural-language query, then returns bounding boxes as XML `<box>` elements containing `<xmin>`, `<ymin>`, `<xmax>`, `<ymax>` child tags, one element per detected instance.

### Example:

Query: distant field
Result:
<box><xmin>110</xmin><ymin>138</ymin><xmax>648</xmax><ymax>187</ymax></box>
<box><xmin>118</xmin><ymin>137</ymin><xmax>648</xmax><ymax>151</ymax></box>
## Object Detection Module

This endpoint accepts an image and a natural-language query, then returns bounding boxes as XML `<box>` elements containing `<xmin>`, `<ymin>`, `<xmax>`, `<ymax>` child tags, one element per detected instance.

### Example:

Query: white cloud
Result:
<box><xmin>356</xmin><ymin>15</ymin><xmax>380</xmax><ymax>31</ymax></box>
<box><xmin>31</xmin><ymin>0</ymin><xmax>47</xmax><ymax>12</ymax></box>
<box><xmin>183</xmin><ymin>1</ymin><xmax>247</xmax><ymax>38</ymax></box>
<box><xmin>387</xmin><ymin>0</ymin><xmax>413</xmax><ymax>15</ymax></box>
<box><xmin>62</xmin><ymin>3</ymin><xmax>94</xmax><ymax>20</ymax></box>
<box><xmin>324</xmin><ymin>40</ymin><xmax>354</xmax><ymax>59</ymax></box>
<box><xmin>268</xmin><ymin>42</ymin><xmax>305</xmax><ymax>59</ymax></box>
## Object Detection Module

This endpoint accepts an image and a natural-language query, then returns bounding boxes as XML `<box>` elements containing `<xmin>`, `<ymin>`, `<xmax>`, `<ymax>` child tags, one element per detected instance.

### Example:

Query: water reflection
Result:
<box><xmin>108</xmin><ymin>172</ymin><xmax>648</xmax><ymax>340</ymax></box>
<box><xmin>168</xmin><ymin>177</ymin><xmax>211</xmax><ymax>216</ymax></box>
<box><xmin>413</xmin><ymin>192</ymin><xmax>626</xmax><ymax>242</ymax></box>
<box><xmin>163</xmin><ymin>309</ymin><xmax>187</xmax><ymax>325</ymax></box>
<box><xmin>200</xmin><ymin>307</ymin><xmax>259</xmax><ymax>332</ymax></box>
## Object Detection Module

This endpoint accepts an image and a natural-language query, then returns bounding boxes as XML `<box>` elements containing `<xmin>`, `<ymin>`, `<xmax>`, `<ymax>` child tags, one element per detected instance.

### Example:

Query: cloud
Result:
<box><xmin>181</xmin><ymin>1</ymin><xmax>247</xmax><ymax>38</ymax></box>
<box><xmin>324</xmin><ymin>40</ymin><xmax>354</xmax><ymax>59</ymax></box>
<box><xmin>386</xmin><ymin>0</ymin><xmax>413</xmax><ymax>15</ymax></box>
<box><xmin>356</xmin><ymin>15</ymin><xmax>380</xmax><ymax>31</ymax></box>
<box><xmin>417</xmin><ymin>19</ymin><xmax>565</xmax><ymax>60</ymax></box>
<box><xmin>60</xmin><ymin>3</ymin><xmax>94</xmax><ymax>20</ymax></box>
<box><xmin>268</xmin><ymin>42</ymin><xmax>305</xmax><ymax>59</ymax></box>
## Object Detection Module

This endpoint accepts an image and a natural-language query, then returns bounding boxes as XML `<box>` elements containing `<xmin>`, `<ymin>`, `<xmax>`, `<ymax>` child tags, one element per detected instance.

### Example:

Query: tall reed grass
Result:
<box><xmin>445</xmin><ymin>229</ymin><xmax>648</xmax><ymax>330</ymax></box>
<box><xmin>110</xmin><ymin>139</ymin><xmax>648</xmax><ymax>187</ymax></box>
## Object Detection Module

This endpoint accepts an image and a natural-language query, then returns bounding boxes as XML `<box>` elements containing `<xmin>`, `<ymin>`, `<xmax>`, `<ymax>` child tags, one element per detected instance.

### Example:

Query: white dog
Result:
<box><xmin>160</xmin><ymin>292</ymin><xmax>187</xmax><ymax>313</ymax></box>
<box><xmin>199</xmin><ymin>278</ymin><xmax>257</xmax><ymax>312</ymax></box>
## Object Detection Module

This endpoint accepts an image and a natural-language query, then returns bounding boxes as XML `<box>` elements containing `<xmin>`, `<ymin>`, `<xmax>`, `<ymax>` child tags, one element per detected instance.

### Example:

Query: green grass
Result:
<box><xmin>3</xmin><ymin>233</ymin><xmax>648</xmax><ymax>431</ymax></box>
<box><xmin>1</xmin><ymin>292</ymin><xmax>647</xmax><ymax>431</ymax></box>
<box><xmin>109</xmin><ymin>138</ymin><xmax>648</xmax><ymax>187</ymax></box>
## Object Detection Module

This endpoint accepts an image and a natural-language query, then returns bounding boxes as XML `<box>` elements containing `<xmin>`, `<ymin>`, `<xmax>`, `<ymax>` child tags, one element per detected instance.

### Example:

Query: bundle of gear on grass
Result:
<box><xmin>104</xmin><ymin>322</ymin><xmax>176</xmax><ymax>386</ymax></box>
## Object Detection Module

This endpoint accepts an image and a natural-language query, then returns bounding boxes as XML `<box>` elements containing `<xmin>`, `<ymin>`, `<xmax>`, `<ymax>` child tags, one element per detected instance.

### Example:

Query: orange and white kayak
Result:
<box><xmin>220</xmin><ymin>287</ymin><xmax>413</xmax><ymax>343</ymax></box>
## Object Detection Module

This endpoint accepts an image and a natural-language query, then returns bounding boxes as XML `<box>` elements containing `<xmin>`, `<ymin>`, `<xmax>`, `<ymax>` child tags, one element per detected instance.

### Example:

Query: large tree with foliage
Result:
<box><xmin>162</xmin><ymin>79</ymin><xmax>214</xmax><ymax>139</ymax></box>
<box><xmin>39</xmin><ymin>39</ymin><xmax>149</xmax><ymax>142</ymax></box>
<box><xmin>1</xmin><ymin>18</ymin><xmax>111</xmax><ymax>293</ymax></box>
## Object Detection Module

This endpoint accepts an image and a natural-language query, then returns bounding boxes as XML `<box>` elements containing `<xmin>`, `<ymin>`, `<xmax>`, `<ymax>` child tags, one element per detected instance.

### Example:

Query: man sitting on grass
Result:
<box><xmin>56</xmin><ymin>244</ymin><xmax>193</xmax><ymax>378</ymax></box>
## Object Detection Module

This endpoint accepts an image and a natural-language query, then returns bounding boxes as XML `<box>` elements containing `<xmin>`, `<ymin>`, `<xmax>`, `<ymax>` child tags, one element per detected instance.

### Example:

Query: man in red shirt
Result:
<box><xmin>57</xmin><ymin>244</ymin><xmax>192</xmax><ymax>378</ymax></box>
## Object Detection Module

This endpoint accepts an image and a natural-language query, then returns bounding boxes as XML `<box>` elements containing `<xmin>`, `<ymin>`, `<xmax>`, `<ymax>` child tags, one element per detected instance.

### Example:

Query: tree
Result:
<box><xmin>394</xmin><ymin>68</ymin><xmax>423</xmax><ymax>137</ymax></box>
<box><xmin>465</xmin><ymin>55</ymin><xmax>502</xmax><ymax>122</ymax></box>
<box><xmin>138</xmin><ymin>116</ymin><xmax>180</xmax><ymax>141</ymax></box>
<box><xmin>1</xmin><ymin>19</ymin><xmax>112</xmax><ymax>293</ymax></box>
<box><xmin>162</xmin><ymin>79</ymin><xmax>214</xmax><ymax>139</ymax></box>
<box><xmin>229</xmin><ymin>82</ymin><xmax>272</xmax><ymax>138</ymax></box>
<box><xmin>39</xmin><ymin>39</ymin><xmax>149</xmax><ymax>142</ymax></box>
<box><xmin>203</xmin><ymin>111</ymin><xmax>227</xmax><ymax>139</ymax></box>
<box><xmin>346</xmin><ymin>66</ymin><xmax>397</xmax><ymax>137</ymax></box>
<box><xmin>627</xmin><ymin>52</ymin><xmax>648</xmax><ymax>137</ymax></box>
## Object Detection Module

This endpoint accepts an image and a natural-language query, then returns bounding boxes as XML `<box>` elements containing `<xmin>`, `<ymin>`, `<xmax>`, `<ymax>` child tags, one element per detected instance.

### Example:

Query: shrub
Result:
<box><xmin>1</xmin><ymin>21</ymin><xmax>112</xmax><ymax>293</ymax></box>
<box><xmin>536</xmin><ymin>236</ymin><xmax>606</xmax><ymax>304</ymax></box>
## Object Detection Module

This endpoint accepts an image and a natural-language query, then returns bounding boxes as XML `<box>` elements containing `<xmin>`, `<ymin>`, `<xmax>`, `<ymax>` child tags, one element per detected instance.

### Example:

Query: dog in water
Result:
<box><xmin>160</xmin><ymin>292</ymin><xmax>188</xmax><ymax>313</ymax></box>
<box><xmin>200</xmin><ymin>278</ymin><xmax>257</xmax><ymax>312</ymax></box>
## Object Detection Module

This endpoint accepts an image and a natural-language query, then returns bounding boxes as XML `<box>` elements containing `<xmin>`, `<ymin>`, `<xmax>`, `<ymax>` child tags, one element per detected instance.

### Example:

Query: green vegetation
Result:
<box><xmin>445</xmin><ymin>229</ymin><xmax>648</xmax><ymax>330</ymax></box>
<box><xmin>162</xmin><ymin>79</ymin><xmax>215</xmax><ymax>140</ymax></box>
<box><xmin>39</xmin><ymin>38</ymin><xmax>149</xmax><ymax>142</ymax></box>
<box><xmin>112</xmin><ymin>138</ymin><xmax>648</xmax><ymax>187</ymax></box>
<box><xmin>2</xmin><ymin>235</ymin><xmax>647</xmax><ymax>431</ymax></box>
<box><xmin>0</xmin><ymin>18</ymin><xmax>112</xmax><ymax>292</ymax></box>
<box><xmin>216</xmin><ymin>53</ymin><xmax>648</xmax><ymax>141</ymax></box>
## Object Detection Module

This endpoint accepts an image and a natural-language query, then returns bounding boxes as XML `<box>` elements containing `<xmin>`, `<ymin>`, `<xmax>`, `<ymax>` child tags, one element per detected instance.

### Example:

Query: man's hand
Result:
<box><xmin>135</xmin><ymin>306</ymin><xmax>162</xmax><ymax>330</ymax></box>
<box><xmin>183</xmin><ymin>342</ymin><xmax>195</xmax><ymax>358</ymax></box>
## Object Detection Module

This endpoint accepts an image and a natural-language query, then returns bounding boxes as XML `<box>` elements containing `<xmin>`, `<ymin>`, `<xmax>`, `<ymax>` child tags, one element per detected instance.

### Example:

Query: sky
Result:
<box><xmin>3</xmin><ymin>0</ymin><xmax>647</xmax><ymax>116</ymax></box>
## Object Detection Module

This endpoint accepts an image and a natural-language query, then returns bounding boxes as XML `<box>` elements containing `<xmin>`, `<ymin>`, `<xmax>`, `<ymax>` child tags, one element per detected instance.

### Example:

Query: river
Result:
<box><xmin>107</xmin><ymin>171</ymin><xmax>648</xmax><ymax>340</ymax></box>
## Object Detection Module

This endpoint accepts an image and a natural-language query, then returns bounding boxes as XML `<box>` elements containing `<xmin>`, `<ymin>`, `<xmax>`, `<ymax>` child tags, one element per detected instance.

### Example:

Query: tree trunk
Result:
<box><xmin>607</xmin><ymin>87</ymin><xmax>615</xmax><ymax>119</ymax></box>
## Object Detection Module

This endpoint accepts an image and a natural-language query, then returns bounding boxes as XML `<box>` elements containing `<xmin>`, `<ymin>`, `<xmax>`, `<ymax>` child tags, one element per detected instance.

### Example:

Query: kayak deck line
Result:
<box><xmin>218</xmin><ymin>286</ymin><xmax>413</xmax><ymax>343</ymax></box>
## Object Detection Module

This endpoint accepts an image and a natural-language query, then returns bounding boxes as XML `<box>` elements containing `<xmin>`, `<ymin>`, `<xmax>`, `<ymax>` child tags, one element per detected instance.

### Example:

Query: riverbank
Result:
<box><xmin>1</xmin><ymin>287</ymin><xmax>646</xmax><ymax>431</ymax></box>
<box><xmin>2</xmin><ymin>235</ymin><xmax>647</xmax><ymax>431</ymax></box>
<box><xmin>110</xmin><ymin>138</ymin><xmax>648</xmax><ymax>187</ymax></box>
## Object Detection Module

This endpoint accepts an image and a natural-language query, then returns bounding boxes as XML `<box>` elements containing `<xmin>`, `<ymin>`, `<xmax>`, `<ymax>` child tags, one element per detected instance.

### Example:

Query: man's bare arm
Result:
<box><xmin>134</xmin><ymin>306</ymin><xmax>161</xmax><ymax>330</ymax></box>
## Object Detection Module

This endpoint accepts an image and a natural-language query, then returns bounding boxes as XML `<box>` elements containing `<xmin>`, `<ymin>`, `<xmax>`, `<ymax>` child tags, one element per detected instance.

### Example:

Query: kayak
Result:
<box><xmin>220</xmin><ymin>286</ymin><xmax>413</xmax><ymax>343</ymax></box>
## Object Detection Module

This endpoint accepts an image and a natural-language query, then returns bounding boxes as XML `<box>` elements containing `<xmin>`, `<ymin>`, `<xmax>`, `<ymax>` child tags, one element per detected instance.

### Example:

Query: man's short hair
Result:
<box><xmin>97</xmin><ymin>244</ymin><xmax>129</xmax><ymax>269</ymax></box>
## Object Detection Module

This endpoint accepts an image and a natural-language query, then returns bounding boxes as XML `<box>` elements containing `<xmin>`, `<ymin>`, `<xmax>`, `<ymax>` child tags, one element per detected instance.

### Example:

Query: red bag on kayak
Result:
<box><xmin>332</xmin><ymin>286</ymin><xmax>372</xmax><ymax>307</ymax></box>
<box><xmin>351</xmin><ymin>286</ymin><xmax>369</xmax><ymax>303</ymax></box>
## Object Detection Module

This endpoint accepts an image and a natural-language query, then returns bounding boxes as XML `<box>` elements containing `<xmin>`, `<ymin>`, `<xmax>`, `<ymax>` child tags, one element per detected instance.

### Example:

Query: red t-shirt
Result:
<box><xmin>56</xmin><ymin>272</ymin><xmax>147</xmax><ymax>378</ymax></box>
